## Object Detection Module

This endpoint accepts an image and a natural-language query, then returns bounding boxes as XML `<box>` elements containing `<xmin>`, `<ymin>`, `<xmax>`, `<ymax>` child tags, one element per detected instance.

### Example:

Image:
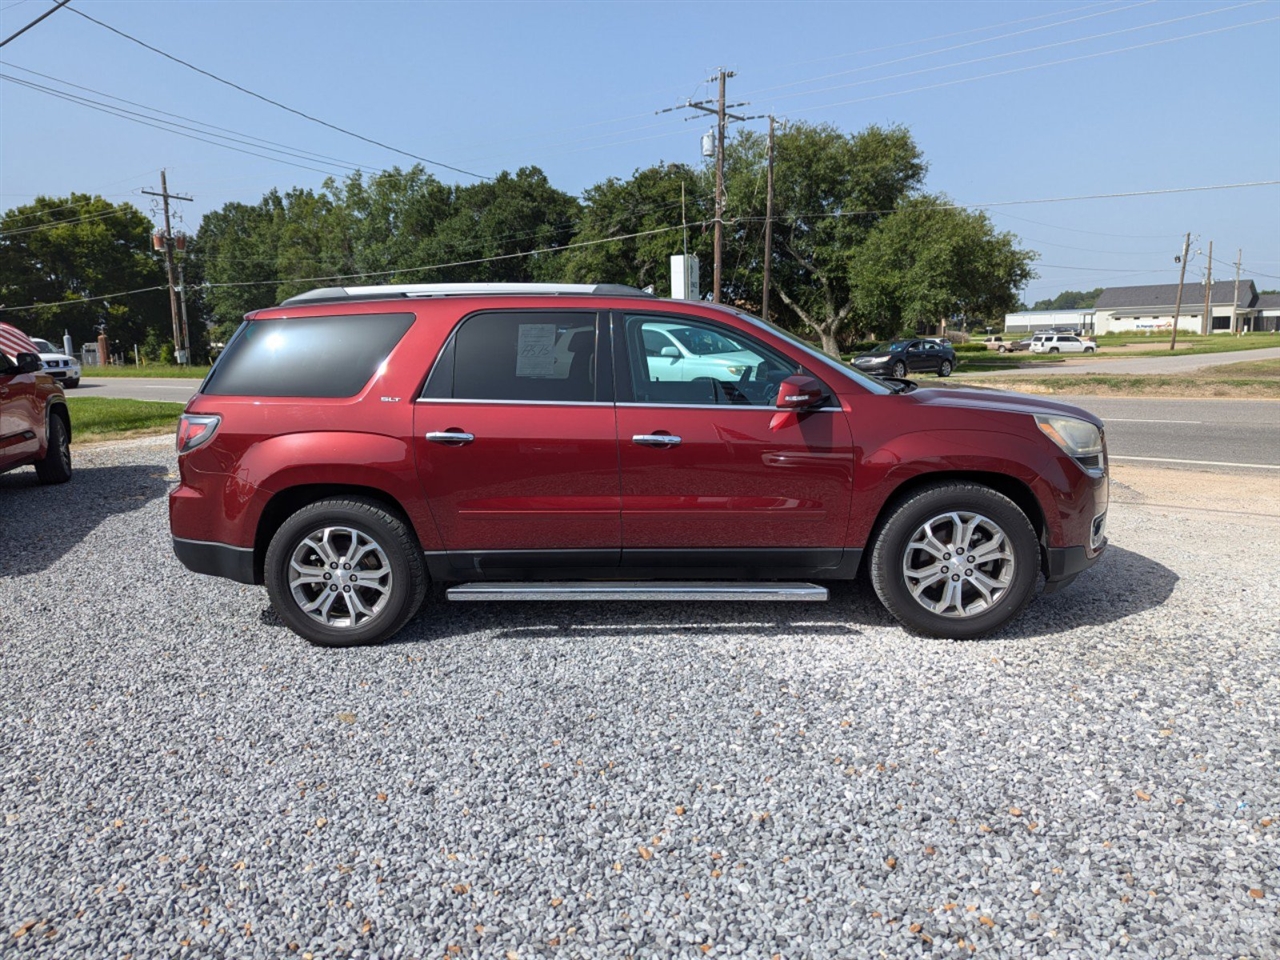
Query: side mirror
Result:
<box><xmin>774</xmin><ymin>375</ymin><xmax>825</xmax><ymax>410</ymax></box>
<box><xmin>15</xmin><ymin>352</ymin><xmax>42</xmax><ymax>374</ymax></box>
<box><xmin>659</xmin><ymin>345</ymin><xmax>681</xmax><ymax>359</ymax></box>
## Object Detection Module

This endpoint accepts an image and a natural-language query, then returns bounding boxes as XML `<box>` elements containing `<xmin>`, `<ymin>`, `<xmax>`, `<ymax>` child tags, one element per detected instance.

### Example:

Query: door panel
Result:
<box><xmin>0</xmin><ymin>371</ymin><xmax>42</xmax><ymax>467</ymax></box>
<box><xmin>615</xmin><ymin>405</ymin><xmax>854</xmax><ymax>550</ymax></box>
<box><xmin>613</xmin><ymin>311</ymin><xmax>854</xmax><ymax>555</ymax></box>
<box><xmin>412</xmin><ymin>308</ymin><xmax>621</xmax><ymax>561</ymax></box>
<box><xmin>414</xmin><ymin>402</ymin><xmax>621</xmax><ymax>553</ymax></box>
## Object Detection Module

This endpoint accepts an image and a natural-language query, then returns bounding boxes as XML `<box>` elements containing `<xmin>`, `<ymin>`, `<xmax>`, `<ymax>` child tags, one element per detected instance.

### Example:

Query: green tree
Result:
<box><xmin>557</xmin><ymin>163</ymin><xmax>712</xmax><ymax>294</ymax></box>
<box><xmin>0</xmin><ymin>194</ymin><xmax>169</xmax><ymax>351</ymax></box>
<box><xmin>1031</xmin><ymin>288</ymin><xmax>1103</xmax><ymax>311</ymax></box>
<box><xmin>722</xmin><ymin>123</ymin><xmax>927</xmax><ymax>353</ymax></box>
<box><xmin>849</xmin><ymin>197</ymin><xmax>1037</xmax><ymax>338</ymax></box>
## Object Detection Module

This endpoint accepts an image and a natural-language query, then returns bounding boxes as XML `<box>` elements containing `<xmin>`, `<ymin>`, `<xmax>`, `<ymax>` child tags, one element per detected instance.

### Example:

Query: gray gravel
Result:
<box><xmin>1</xmin><ymin>437</ymin><xmax>1276</xmax><ymax>959</ymax></box>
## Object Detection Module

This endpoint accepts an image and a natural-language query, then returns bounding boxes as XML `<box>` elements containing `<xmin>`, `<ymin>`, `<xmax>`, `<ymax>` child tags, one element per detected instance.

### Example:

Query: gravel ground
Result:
<box><xmin>1</xmin><ymin>438</ymin><xmax>1276</xmax><ymax>960</ymax></box>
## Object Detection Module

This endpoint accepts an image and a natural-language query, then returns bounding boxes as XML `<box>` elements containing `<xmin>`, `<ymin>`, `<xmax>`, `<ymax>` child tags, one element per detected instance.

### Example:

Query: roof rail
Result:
<box><xmin>279</xmin><ymin>282</ymin><xmax>654</xmax><ymax>307</ymax></box>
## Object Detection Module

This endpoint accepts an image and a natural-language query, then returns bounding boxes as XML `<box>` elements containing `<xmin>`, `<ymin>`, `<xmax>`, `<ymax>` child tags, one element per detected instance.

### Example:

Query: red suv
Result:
<box><xmin>170</xmin><ymin>284</ymin><xmax>1108</xmax><ymax>646</ymax></box>
<box><xmin>1</xmin><ymin>323</ymin><xmax>72</xmax><ymax>485</ymax></box>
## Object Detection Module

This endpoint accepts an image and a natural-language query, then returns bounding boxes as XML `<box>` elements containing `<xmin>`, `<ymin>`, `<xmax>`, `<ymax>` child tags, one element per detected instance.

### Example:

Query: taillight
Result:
<box><xmin>176</xmin><ymin>414</ymin><xmax>221</xmax><ymax>453</ymax></box>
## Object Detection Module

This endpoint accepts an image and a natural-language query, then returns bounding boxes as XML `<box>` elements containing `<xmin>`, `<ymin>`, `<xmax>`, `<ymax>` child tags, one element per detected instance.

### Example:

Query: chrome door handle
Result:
<box><xmin>632</xmin><ymin>434</ymin><xmax>682</xmax><ymax>447</ymax></box>
<box><xmin>425</xmin><ymin>430</ymin><xmax>475</xmax><ymax>445</ymax></box>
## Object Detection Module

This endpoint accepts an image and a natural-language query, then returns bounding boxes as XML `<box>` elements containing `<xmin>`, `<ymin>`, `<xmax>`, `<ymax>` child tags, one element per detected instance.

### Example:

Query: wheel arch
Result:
<box><xmin>253</xmin><ymin>484</ymin><xmax>419</xmax><ymax>584</ymax></box>
<box><xmin>47</xmin><ymin>396</ymin><xmax>71</xmax><ymax>444</ymax></box>
<box><xmin>862</xmin><ymin>470</ymin><xmax>1048</xmax><ymax>576</ymax></box>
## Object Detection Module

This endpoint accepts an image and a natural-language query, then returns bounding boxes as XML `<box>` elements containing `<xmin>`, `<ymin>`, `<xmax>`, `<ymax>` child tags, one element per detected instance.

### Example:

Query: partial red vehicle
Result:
<box><xmin>170</xmin><ymin>284</ymin><xmax>1108</xmax><ymax>646</ymax></box>
<box><xmin>0</xmin><ymin>322</ymin><xmax>72</xmax><ymax>485</ymax></box>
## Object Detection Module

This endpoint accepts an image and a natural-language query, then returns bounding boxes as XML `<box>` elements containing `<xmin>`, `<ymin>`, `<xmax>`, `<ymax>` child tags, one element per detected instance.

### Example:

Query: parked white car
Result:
<box><xmin>642</xmin><ymin>322</ymin><xmax>763</xmax><ymax>382</ymax></box>
<box><xmin>1030</xmin><ymin>334</ymin><xmax>1096</xmax><ymax>355</ymax></box>
<box><xmin>31</xmin><ymin>338</ymin><xmax>81</xmax><ymax>387</ymax></box>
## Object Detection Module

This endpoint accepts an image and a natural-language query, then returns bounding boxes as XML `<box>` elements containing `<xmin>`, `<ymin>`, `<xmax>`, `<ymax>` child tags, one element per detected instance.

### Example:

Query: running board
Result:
<box><xmin>446</xmin><ymin>581</ymin><xmax>828</xmax><ymax>602</ymax></box>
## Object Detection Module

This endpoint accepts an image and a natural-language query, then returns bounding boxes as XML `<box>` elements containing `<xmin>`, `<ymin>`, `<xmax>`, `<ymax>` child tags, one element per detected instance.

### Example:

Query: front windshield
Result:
<box><xmin>32</xmin><ymin>339</ymin><xmax>55</xmax><ymax>353</ymax></box>
<box><xmin>731</xmin><ymin>309</ymin><xmax>893</xmax><ymax>396</ymax></box>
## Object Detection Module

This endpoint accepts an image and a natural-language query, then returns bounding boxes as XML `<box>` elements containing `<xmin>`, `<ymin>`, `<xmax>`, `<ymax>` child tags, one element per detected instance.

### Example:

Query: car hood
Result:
<box><xmin>852</xmin><ymin>350</ymin><xmax>899</xmax><ymax>362</ymax></box>
<box><xmin>907</xmin><ymin>386</ymin><xmax>1104</xmax><ymax>428</ymax></box>
<box><xmin>37</xmin><ymin>352</ymin><xmax>76</xmax><ymax>363</ymax></box>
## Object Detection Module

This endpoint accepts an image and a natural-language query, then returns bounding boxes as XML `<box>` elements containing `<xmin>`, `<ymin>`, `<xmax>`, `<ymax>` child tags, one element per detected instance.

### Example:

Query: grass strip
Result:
<box><xmin>66</xmin><ymin>397</ymin><xmax>186</xmax><ymax>443</ymax></box>
<box><xmin>945</xmin><ymin>374</ymin><xmax>1280</xmax><ymax>398</ymax></box>
<box><xmin>80</xmin><ymin>364</ymin><xmax>211</xmax><ymax>379</ymax></box>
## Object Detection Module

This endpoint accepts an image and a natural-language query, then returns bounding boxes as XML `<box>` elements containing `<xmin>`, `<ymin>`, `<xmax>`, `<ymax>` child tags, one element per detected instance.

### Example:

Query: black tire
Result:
<box><xmin>1084</xmin><ymin>347</ymin><xmax>1095</xmax><ymax>354</ymax></box>
<box><xmin>34</xmin><ymin>412</ymin><xmax>72</xmax><ymax>485</ymax></box>
<box><xmin>265</xmin><ymin>497</ymin><xmax>427</xmax><ymax>647</ymax></box>
<box><xmin>64</xmin><ymin>378</ymin><xmax>79</xmax><ymax>389</ymax></box>
<box><xmin>869</xmin><ymin>482</ymin><xmax>1038</xmax><ymax>639</ymax></box>
<box><xmin>1049</xmin><ymin>347</ymin><xmax>1060</xmax><ymax>354</ymax></box>
<box><xmin>891</xmin><ymin>360</ymin><xmax>907</xmax><ymax>379</ymax></box>
<box><xmin>938</xmin><ymin>359</ymin><xmax>953</xmax><ymax>377</ymax></box>
<box><xmin>997</xmin><ymin>345</ymin><xmax>1007</xmax><ymax>353</ymax></box>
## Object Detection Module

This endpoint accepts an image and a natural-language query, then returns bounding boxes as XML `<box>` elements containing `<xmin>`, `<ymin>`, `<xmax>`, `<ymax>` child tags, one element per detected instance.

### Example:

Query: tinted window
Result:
<box><xmin>624</xmin><ymin>314</ymin><xmax>800</xmax><ymax>406</ymax></box>
<box><xmin>429</xmin><ymin>311</ymin><xmax>600</xmax><ymax>402</ymax></box>
<box><xmin>203</xmin><ymin>313</ymin><xmax>413</xmax><ymax>398</ymax></box>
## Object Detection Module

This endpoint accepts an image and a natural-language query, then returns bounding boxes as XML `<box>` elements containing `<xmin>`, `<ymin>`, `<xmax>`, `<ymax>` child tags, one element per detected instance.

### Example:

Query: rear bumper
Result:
<box><xmin>172</xmin><ymin>536</ymin><xmax>257</xmax><ymax>585</ymax></box>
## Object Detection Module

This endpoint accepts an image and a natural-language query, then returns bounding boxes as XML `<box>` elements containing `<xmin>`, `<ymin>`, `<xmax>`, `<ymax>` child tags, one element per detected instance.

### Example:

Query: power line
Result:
<box><xmin>0</xmin><ymin>62</ymin><xmax>379</xmax><ymax>171</ymax></box>
<box><xmin>0</xmin><ymin>207</ymin><xmax>126</xmax><ymax>237</ymax></box>
<box><xmin>0</xmin><ymin>73</ymin><xmax>358</xmax><ymax>178</ymax></box>
<box><xmin>67</xmin><ymin>6</ymin><xmax>492</xmax><ymax>182</ymax></box>
<box><xmin>785</xmin><ymin>15</ymin><xmax>1280</xmax><ymax>116</ymax></box>
<box><xmin>743</xmin><ymin>0</ymin><xmax>1155</xmax><ymax>99</ymax></box>
<box><xmin>0</xmin><ymin>284</ymin><xmax>167</xmax><ymax>314</ymax></box>
<box><xmin>759</xmin><ymin>1</ymin><xmax>1264</xmax><ymax>107</ymax></box>
<box><xmin>0</xmin><ymin>0</ymin><xmax>68</xmax><ymax>49</ymax></box>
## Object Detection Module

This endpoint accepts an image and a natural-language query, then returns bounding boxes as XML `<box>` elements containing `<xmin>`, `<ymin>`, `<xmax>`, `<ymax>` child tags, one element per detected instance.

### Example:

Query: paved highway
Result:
<box><xmin>1050</xmin><ymin>395</ymin><xmax>1280</xmax><ymax>474</ymax></box>
<box><xmin>77</xmin><ymin>377</ymin><xmax>200</xmax><ymax>404</ymax></box>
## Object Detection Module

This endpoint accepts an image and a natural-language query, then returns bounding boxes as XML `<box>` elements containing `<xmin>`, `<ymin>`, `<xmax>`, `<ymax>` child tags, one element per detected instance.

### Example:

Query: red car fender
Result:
<box><xmin>846</xmin><ymin>427</ymin><xmax>1071</xmax><ymax>548</ymax></box>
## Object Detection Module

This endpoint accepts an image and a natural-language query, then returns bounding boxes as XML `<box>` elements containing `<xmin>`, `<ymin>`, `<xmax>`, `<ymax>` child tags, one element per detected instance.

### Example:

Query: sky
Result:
<box><xmin>1</xmin><ymin>0</ymin><xmax>1278</xmax><ymax>305</ymax></box>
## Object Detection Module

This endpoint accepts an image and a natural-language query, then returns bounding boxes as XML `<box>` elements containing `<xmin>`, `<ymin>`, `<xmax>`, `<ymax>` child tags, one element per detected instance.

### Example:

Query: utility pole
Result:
<box><xmin>762</xmin><ymin>115</ymin><xmax>775</xmax><ymax>322</ymax></box>
<box><xmin>1201</xmin><ymin>240</ymin><xmax>1213</xmax><ymax>336</ymax></box>
<box><xmin>142</xmin><ymin>170</ymin><xmax>193</xmax><ymax>363</ymax></box>
<box><xmin>1170</xmin><ymin>232</ymin><xmax>1190</xmax><ymax>351</ymax></box>
<box><xmin>659</xmin><ymin>70</ymin><xmax>748</xmax><ymax>303</ymax></box>
<box><xmin>1232</xmin><ymin>248</ymin><xmax>1242</xmax><ymax>335</ymax></box>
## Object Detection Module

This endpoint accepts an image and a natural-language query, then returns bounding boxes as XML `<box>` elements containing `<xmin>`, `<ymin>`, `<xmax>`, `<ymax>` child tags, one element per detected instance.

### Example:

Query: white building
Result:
<box><xmin>1006</xmin><ymin>281</ymin><xmax>1278</xmax><ymax>335</ymax></box>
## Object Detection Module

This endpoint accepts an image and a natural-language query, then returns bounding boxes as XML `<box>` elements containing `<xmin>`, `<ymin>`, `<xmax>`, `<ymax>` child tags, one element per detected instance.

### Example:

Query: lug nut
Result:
<box><xmin>330</xmin><ymin>562</ymin><xmax>338</xmax><ymax>569</ymax></box>
<box><xmin>330</xmin><ymin>585</ymin><xmax>337</xmax><ymax>592</ymax></box>
<box><xmin>952</xmin><ymin>574</ymin><xmax>961</xmax><ymax>582</ymax></box>
<box><xmin>966</xmin><ymin>570</ymin><xmax>973</xmax><ymax>577</ymax></box>
<box><xmin>941</xmin><ymin>566</ymin><xmax>949</xmax><ymax>574</ymax></box>
<box><xmin>323</xmin><ymin>573</ymin><xmax>331</xmax><ymax>581</ymax></box>
<box><xmin>343</xmin><ymin>563</ymin><xmax>351</xmax><ymax>570</ymax></box>
<box><xmin>343</xmin><ymin>585</ymin><xmax>351</xmax><ymax>592</ymax></box>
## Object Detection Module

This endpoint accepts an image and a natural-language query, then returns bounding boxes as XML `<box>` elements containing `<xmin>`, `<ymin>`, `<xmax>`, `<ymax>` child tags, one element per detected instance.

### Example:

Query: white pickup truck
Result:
<box><xmin>1029</xmin><ymin>334</ymin><xmax>1096</xmax><ymax>354</ymax></box>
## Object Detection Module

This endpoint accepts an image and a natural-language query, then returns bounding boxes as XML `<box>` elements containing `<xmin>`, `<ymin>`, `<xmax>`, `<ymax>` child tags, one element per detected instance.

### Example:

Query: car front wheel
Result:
<box><xmin>891</xmin><ymin>360</ymin><xmax>907</xmax><ymax>379</ymax></box>
<box><xmin>869</xmin><ymin>482</ymin><xmax>1039</xmax><ymax>639</ymax></box>
<box><xmin>265</xmin><ymin>497</ymin><xmax>427</xmax><ymax>647</ymax></box>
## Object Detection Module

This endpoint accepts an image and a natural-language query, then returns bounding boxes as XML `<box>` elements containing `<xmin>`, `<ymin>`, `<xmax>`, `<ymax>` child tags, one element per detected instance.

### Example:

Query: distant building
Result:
<box><xmin>1006</xmin><ymin>280</ymin><xmax>1277</xmax><ymax>335</ymax></box>
<box><xmin>1002</xmin><ymin>308</ymin><xmax>1094</xmax><ymax>335</ymax></box>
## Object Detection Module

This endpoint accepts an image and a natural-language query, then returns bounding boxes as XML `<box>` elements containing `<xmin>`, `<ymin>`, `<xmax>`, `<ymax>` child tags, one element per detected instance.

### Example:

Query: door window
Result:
<box><xmin>622</xmin><ymin>314</ymin><xmax>802</xmax><ymax>406</ymax></box>
<box><xmin>424</xmin><ymin>311</ymin><xmax>602</xmax><ymax>402</ymax></box>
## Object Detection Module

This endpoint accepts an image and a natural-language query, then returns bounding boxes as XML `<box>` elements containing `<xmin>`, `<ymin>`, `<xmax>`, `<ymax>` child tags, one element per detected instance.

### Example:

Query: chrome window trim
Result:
<box><xmin>415</xmin><ymin>397</ymin><xmax>612</xmax><ymax>407</ymax></box>
<box><xmin>616</xmin><ymin>402</ymin><xmax>842</xmax><ymax>412</ymax></box>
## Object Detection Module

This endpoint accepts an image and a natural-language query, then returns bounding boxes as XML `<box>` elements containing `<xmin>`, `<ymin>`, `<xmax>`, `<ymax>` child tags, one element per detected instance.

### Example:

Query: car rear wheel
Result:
<box><xmin>891</xmin><ymin>360</ymin><xmax>907</xmax><ymax>379</ymax></box>
<box><xmin>1049</xmin><ymin>347</ymin><xmax>1060</xmax><ymax>354</ymax></box>
<box><xmin>34</xmin><ymin>413</ymin><xmax>71</xmax><ymax>485</ymax></box>
<box><xmin>869</xmin><ymin>482</ymin><xmax>1039</xmax><ymax>639</ymax></box>
<box><xmin>938</xmin><ymin>359</ymin><xmax>952</xmax><ymax>377</ymax></box>
<box><xmin>265</xmin><ymin>497</ymin><xmax>427</xmax><ymax>647</ymax></box>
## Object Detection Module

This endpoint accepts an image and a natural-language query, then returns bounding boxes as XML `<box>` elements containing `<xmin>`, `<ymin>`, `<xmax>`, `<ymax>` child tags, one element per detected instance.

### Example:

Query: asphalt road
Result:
<box><xmin>76</xmin><ymin>376</ymin><xmax>201</xmax><ymax>403</ymax></box>
<box><xmin>1052</xmin><ymin>395</ymin><xmax>1280</xmax><ymax>473</ymax></box>
<box><xmin>958</xmin><ymin>344</ymin><xmax>1280</xmax><ymax>376</ymax></box>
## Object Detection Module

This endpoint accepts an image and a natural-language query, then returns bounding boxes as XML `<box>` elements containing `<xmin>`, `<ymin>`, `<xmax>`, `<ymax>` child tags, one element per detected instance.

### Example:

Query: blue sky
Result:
<box><xmin>1</xmin><ymin>0</ymin><xmax>1277</xmax><ymax>302</ymax></box>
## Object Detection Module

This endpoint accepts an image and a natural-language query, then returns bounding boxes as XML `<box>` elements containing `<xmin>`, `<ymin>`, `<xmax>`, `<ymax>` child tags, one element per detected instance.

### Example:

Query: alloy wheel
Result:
<box><xmin>900</xmin><ymin>511</ymin><xmax>1015</xmax><ymax>618</ymax></box>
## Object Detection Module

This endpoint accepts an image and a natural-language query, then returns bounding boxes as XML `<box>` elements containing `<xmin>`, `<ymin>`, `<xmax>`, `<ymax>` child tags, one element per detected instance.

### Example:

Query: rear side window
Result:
<box><xmin>203</xmin><ymin>313</ymin><xmax>414</xmax><ymax>398</ymax></box>
<box><xmin>424</xmin><ymin>310</ymin><xmax>601</xmax><ymax>402</ymax></box>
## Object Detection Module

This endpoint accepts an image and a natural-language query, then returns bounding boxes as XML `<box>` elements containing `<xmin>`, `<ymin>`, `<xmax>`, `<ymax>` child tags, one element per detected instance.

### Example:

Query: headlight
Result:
<box><xmin>725</xmin><ymin>366</ymin><xmax>747</xmax><ymax>376</ymax></box>
<box><xmin>1035</xmin><ymin>415</ymin><xmax>1105</xmax><ymax>475</ymax></box>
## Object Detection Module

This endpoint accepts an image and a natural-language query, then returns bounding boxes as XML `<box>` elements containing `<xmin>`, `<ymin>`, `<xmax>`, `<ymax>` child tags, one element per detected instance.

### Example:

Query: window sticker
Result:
<box><xmin>515</xmin><ymin>323</ymin><xmax>557</xmax><ymax>377</ymax></box>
